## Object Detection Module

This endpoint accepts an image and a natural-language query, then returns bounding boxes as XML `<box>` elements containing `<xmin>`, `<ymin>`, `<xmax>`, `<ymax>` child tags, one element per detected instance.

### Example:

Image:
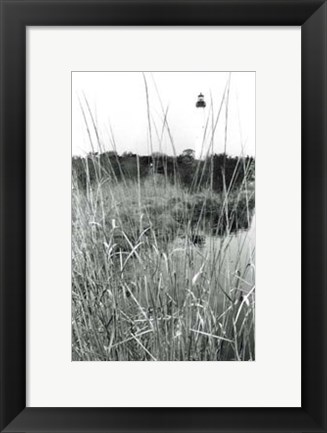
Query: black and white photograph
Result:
<box><xmin>72</xmin><ymin>71</ymin><xmax>255</xmax><ymax>361</ymax></box>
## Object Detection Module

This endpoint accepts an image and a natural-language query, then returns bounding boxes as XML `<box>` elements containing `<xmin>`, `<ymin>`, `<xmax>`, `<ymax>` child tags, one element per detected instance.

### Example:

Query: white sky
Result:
<box><xmin>72</xmin><ymin>72</ymin><xmax>255</xmax><ymax>158</ymax></box>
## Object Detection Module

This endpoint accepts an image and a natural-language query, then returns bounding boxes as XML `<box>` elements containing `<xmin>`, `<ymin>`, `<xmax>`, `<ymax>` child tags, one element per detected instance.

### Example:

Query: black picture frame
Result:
<box><xmin>1</xmin><ymin>0</ymin><xmax>326</xmax><ymax>432</ymax></box>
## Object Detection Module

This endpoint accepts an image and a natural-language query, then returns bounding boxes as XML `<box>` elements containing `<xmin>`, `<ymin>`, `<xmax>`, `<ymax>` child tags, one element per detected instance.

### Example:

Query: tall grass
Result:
<box><xmin>72</xmin><ymin>76</ymin><xmax>255</xmax><ymax>361</ymax></box>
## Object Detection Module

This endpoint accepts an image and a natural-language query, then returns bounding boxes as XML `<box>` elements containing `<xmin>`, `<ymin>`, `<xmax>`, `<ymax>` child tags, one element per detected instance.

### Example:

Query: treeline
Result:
<box><xmin>72</xmin><ymin>149</ymin><xmax>255</xmax><ymax>192</ymax></box>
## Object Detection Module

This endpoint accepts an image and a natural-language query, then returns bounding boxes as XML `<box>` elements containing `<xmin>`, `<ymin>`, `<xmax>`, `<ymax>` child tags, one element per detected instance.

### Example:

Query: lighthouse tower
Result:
<box><xmin>195</xmin><ymin>93</ymin><xmax>206</xmax><ymax>158</ymax></box>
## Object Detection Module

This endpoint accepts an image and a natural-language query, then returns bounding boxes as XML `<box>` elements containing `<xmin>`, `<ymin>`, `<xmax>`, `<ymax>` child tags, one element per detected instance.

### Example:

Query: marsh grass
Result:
<box><xmin>72</xmin><ymin>167</ymin><xmax>255</xmax><ymax>361</ymax></box>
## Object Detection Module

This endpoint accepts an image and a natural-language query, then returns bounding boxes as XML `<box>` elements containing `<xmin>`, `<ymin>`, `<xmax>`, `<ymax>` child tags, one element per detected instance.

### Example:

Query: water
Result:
<box><xmin>205</xmin><ymin>214</ymin><xmax>255</xmax><ymax>293</ymax></box>
<box><xmin>170</xmin><ymin>214</ymin><xmax>255</xmax><ymax>302</ymax></box>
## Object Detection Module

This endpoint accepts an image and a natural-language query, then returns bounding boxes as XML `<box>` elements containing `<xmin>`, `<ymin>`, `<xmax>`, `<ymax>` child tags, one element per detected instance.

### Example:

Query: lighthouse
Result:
<box><xmin>195</xmin><ymin>93</ymin><xmax>206</xmax><ymax>158</ymax></box>
<box><xmin>196</xmin><ymin>93</ymin><xmax>206</xmax><ymax>108</ymax></box>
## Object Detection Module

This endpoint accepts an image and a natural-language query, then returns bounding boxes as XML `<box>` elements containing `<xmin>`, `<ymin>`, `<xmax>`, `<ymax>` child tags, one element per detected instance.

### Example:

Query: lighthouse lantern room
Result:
<box><xmin>195</xmin><ymin>93</ymin><xmax>206</xmax><ymax>108</ymax></box>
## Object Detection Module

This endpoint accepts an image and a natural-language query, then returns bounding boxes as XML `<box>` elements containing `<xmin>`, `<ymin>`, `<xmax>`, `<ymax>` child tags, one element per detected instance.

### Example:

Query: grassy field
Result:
<box><xmin>72</xmin><ymin>165</ymin><xmax>255</xmax><ymax>361</ymax></box>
